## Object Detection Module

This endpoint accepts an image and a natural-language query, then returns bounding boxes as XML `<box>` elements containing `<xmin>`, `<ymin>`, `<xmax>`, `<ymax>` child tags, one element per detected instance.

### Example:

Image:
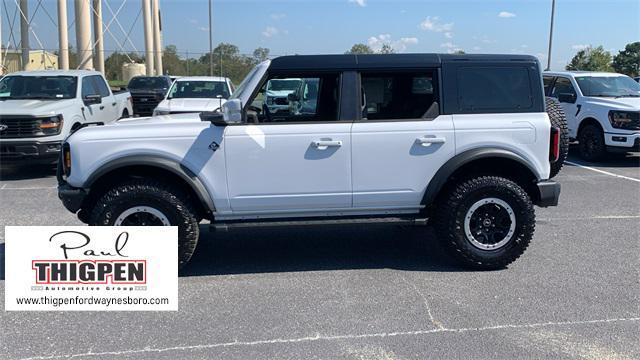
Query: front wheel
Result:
<box><xmin>89</xmin><ymin>179</ymin><xmax>199</xmax><ymax>268</ymax></box>
<box><xmin>578</xmin><ymin>123</ymin><xmax>606</xmax><ymax>161</ymax></box>
<box><xmin>434</xmin><ymin>176</ymin><xmax>535</xmax><ymax>270</ymax></box>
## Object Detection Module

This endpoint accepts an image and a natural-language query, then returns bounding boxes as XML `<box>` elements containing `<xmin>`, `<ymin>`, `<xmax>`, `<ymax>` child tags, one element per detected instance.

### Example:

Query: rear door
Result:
<box><xmin>351</xmin><ymin>70</ymin><xmax>455</xmax><ymax>210</ymax></box>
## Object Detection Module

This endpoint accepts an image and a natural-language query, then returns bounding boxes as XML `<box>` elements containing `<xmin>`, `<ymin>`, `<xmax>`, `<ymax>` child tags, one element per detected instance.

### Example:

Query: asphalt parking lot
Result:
<box><xmin>1</xmin><ymin>150</ymin><xmax>639</xmax><ymax>360</ymax></box>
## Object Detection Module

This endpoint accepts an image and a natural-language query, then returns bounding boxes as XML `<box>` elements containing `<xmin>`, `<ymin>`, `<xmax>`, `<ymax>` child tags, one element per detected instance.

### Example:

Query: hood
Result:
<box><xmin>584</xmin><ymin>96</ymin><xmax>640</xmax><ymax>111</ymax></box>
<box><xmin>71</xmin><ymin>113</ymin><xmax>208</xmax><ymax>142</ymax></box>
<box><xmin>0</xmin><ymin>98</ymin><xmax>77</xmax><ymax>116</ymax></box>
<box><xmin>266</xmin><ymin>90</ymin><xmax>295</xmax><ymax>98</ymax></box>
<box><xmin>161</xmin><ymin>98</ymin><xmax>227</xmax><ymax>112</ymax></box>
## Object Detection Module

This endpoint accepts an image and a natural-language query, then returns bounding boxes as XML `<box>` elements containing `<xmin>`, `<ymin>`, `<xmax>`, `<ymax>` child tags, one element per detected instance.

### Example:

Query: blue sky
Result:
<box><xmin>1</xmin><ymin>0</ymin><xmax>638</xmax><ymax>70</ymax></box>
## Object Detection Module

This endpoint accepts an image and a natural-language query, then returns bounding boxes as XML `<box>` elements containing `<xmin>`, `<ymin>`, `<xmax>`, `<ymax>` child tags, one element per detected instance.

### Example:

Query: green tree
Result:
<box><xmin>379</xmin><ymin>44</ymin><xmax>395</xmax><ymax>54</ymax></box>
<box><xmin>162</xmin><ymin>45</ymin><xmax>186</xmax><ymax>76</ymax></box>
<box><xmin>612</xmin><ymin>42</ymin><xmax>640</xmax><ymax>77</ymax></box>
<box><xmin>253</xmin><ymin>47</ymin><xmax>270</xmax><ymax>63</ymax></box>
<box><xmin>345</xmin><ymin>43</ymin><xmax>374</xmax><ymax>54</ymax></box>
<box><xmin>453</xmin><ymin>50</ymin><xmax>466</xmax><ymax>55</ymax></box>
<box><xmin>566</xmin><ymin>46</ymin><xmax>613</xmax><ymax>72</ymax></box>
<box><xmin>104</xmin><ymin>51</ymin><xmax>144</xmax><ymax>81</ymax></box>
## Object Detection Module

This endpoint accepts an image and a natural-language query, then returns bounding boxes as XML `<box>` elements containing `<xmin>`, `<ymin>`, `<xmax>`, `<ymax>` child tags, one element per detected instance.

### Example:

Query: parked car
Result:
<box><xmin>58</xmin><ymin>54</ymin><xmax>562</xmax><ymax>270</ymax></box>
<box><xmin>0</xmin><ymin>70</ymin><xmax>132</xmax><ymax>164</ymax></box>
<box><xmin>127</xmin><ymin>75</ymin><xmax>172</xmax><ymax>116</ymax></box>
<box><xmin>152</xmin><ymin>76</ymin><xmax>233</xmax><ymax>116</ymax></box>
<box><xmin>543</xmin><ymin>71</ymin><xmax>640</xmax><ymax>160</ymax></box>
<box><xmin>264</xmin><ymin>78</ymin><xmax>301</xmax><ymax>114</ymax></box>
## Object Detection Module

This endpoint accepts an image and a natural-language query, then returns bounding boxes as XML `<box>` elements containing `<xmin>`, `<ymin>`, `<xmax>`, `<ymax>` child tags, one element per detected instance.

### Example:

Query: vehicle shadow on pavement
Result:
<box><xmin>0</xmin><ymin>164</ymin><xmax>58</xmax><ymax>181</ymax></box>
<box><xmin>181</xmin><ymin>224</ymin><xmax>470</xmax><ymax>277</ymax></box>
<box><xmin>566</xmin><ymin>147</ymin><xmax>640</xmax><ymax>169</ymax></box>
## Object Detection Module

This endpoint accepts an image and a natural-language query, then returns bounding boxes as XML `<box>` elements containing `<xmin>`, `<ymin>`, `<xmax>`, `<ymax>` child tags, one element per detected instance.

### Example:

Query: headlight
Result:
<box><xmin>266</xmin><ymin>98</ymin><xmax>273</xmax><ymax>105</ymax></box>
<box><xmin>608</xmin><ymin>111</ymin><xmax>640</xmax><ymax>130</ymax></box>
<box><xmin>39</xmin><ymin>115</ymin><xmax>63</xmax><ymax>135</ymax></box>
<box><xmin>153</xmin><ymin>109</ymin><xmax>170</xmax><ymax>116</ymax></box>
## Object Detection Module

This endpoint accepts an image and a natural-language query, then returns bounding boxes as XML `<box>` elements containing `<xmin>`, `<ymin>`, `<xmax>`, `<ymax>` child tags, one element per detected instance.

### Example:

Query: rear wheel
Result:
<box><xmin>434</xmin><ymin>176</ymin><xmax>535</xmax><ymax>270</ymax></box>
<box><xmin>545</xmin><ymin>97</ymin><xmax>569</xmax><ymax>178</ymax></box>
<box><xmin>89</xmin><ymin>179</ymin><xmax>199</xmax><ymax>268</ymax></box>
<box><xmin>578</xmin><ymin>123</ymin><xmax>606</xmax><ymax>161</ymax></box>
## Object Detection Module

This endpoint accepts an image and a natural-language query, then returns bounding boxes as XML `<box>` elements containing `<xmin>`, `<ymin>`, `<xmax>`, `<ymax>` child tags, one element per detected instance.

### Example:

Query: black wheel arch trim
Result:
<box><xmin>421</xmin><ymin>147</ymin><xmax>542</xmax><ymax>206</ymax></box>
<box><xmin>82</xmin><ymin>155</ymin><xmax>215</xmax><ymax>213</ymax></box>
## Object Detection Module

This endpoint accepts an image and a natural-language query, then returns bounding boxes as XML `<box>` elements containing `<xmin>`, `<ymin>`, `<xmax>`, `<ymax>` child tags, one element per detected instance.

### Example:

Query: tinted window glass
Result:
<box><xmin>127</xmin><ymin>77</ymin><xmax>168</xmax><ymax>90</ymax></box>
<box><xmin>0</xmin><ymin>75</ymin><xmax>77</xmax><ymax>99</ymax></box>
<box><xmin>543</xmin><ymin>76</ymin><xmax>555</xmax><ymax>95</ymax></box>
<box><xmin>82</xmin><ymin>76</ymin><xmax>98</xmax><ymax>97</ymax></box>
<box><xmin>574</xmin><ymin>76</ymin><xmax>640</xmax><ymax>97</ymax></box>
<box><xmin>92</xmin><ymin>75</ymin><xmax>110</xmax><ymax>97</ymax></box>
<box><xmin>550</xmin><ymin>77</ymin><xmax>576</xmax><ymax>98</ymax></box>
<box><xmin>457</xmin><ymin>67</ymin><xmax>533</xmax><ymax>111</ymax></box>
<box><xmin>361</xmin><ymin>72</ymin><xmax>436</xmax><ymax>120</ymax></box>
<box><xmin>168</xmin><ymin>81</ymin><xmax>230</xmax><ymax>99</ymax></box>
<box><xmin>249</xmin><ymin>74</ymin><xmax>340</xmax><ymax>123</ymax></box>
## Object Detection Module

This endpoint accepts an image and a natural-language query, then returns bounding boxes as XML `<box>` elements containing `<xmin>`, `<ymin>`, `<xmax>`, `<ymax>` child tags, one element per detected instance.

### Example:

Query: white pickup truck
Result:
<box><xmin>0</xmin><ymin>70</ymin><xmax>132</xmax><ymax>164</ymax></box>
<box><xmin>152</xmin><ymin>76</ymin><xmax>233</xmax><ymax>116</ymax></box>
<box><xmin>543</xmin><ymin>71</ymin><xmax>640</xmax><ymax>160</ymax></box>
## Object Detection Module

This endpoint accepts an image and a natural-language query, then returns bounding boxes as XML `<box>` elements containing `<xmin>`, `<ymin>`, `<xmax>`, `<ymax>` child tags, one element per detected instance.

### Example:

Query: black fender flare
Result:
<box><xmin>421</xmin><ymin>147</ymin><xmax>541</xmax><ymax>206</ymax></box>
<box><xmin>83</xmin><ymin>155</ymin><xmax>215</xmax><ymax>213</ymax></box>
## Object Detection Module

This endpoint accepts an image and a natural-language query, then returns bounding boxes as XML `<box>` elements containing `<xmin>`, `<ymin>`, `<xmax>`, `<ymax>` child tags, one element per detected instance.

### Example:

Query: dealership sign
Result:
<box><xmin>5</xmin><ymin>226</ymin><xmax>178</xmax><ymax>311</ymax></box>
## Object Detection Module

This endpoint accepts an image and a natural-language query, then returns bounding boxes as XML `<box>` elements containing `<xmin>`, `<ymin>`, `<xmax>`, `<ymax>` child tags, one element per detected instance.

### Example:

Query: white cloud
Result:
<box><xmin>189</xmin><ymin>19</ymin><xmax>198</xmax><ymax>25</ymax></box>
<box><xmin>444</xmin><ymin>32</ymin><xmax>453</xmax><ymax>39</ymax></box>
<box><xmin>419</xmin><ymin>16</ymin><xmax>453</xmax><ymax>33</ymax></box>
<box><xmin>197</xmin><ymin>26</ymin><xmax>209</xmax><ymax>32</ymax></box>
<box><xmin>270</xmin><ymin>13</ymin><xmax>286</xmax><ymax>20</ymax></box>
<box><xmin>572</xmin><ymin>44</ymin><xmax>589</xmax><ymax>51</ymax></box>
<box><xmin>349</xmin><ymin>0</ymin><xmax>366</xmax><ymax>7</ymax></box>
<box><xmin>262</xmin><ymin>26</ymin><xmax>279</xmax><ymax>38</ymax></box>
<box><xmin>498</xmin><ymin>11</ymin><xmax>516</xmax><ymax>18</ymax></box>
<box><xmin>368</xmin><ymin>34</ymin><xmax>419</xmax><ymax>53</ymax></box>
<box><xmin>440</xmin><ymin>42</ymin><xmax>463</xmax><ymax>54</ymax></box>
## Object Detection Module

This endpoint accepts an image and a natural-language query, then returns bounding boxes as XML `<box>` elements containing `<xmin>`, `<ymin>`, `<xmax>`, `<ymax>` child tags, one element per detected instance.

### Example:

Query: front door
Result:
<box><xmin>351</xmin><ymin>70</ymin><xmax>455</xmax><ymax>210</ymax></box>
<box><xmin>550</xmin><ymin>76</ymin><xmax>579</xmax><ymax>137</ymax></box>
<box><xmin>224</xmin><ymin>72</ymin><xmax>352</xmax><ymax>214</ymax></box>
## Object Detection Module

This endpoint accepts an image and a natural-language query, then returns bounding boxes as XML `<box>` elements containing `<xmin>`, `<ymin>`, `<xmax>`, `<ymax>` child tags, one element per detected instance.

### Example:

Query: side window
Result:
<box><xmin>81</xmin><ymin>76</ymin><xmax>98</xmax><ymax>98</ymax></box>
<box><xmin>248</xmin><ymin>73</ymin><xmax>340</xmax><ymax>123</ymax></box>
<box><xmin>360</xmin><ymin>71</ymin><xmax>437</xmax><ymax>120</ymax></box>
<box><xmin>457</xmin><ymin>67</ymin><xmax>533</xmax><ymax>111</ymax></box>
<box><xmin>92</xmin><ymin>76</ymin><xmax>111</xmax><ymax>97</ymax></box>
<box><xmin>543</xmin><ymin>76</ymin><xmax>555</xmax><ymax>95</ymax></box>
<box><xmin>550</xmin><ymin>77</ymin><xmax>576</xmax><ymax>98</ymax></box>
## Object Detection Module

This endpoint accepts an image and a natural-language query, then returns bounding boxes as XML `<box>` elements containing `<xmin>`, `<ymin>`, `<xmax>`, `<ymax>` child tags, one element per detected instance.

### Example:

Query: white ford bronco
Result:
<box><xmin>58</xmin><ymin>54</ymin><xmax>562</xmax><ymax>270</ymax></box>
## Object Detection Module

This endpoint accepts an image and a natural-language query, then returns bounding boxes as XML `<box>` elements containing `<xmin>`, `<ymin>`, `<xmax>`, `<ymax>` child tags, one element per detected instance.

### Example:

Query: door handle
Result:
<box><xmin>99</xmin><ymin>105</ymin><xmax>105</xmax><ymax>110</ymax></box>
<box><xmin>312</xmin><ymin>140</ymin><xmax>342</xmax><ymax>150</ymax></box>
<box><xmin>112</xmin><ymin>102</ymin><xmax>117</xmax><ymax>106</ymax></box>
<box><xmin>416</xmin><ymin>136</ymin><xmax>446</xmax><ymax>146</ymax></box>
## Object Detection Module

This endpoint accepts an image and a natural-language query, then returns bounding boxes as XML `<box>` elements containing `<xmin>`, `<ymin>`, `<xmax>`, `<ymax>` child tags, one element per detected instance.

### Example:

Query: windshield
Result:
<box><xmin>0</xmin><ymin>75</ymin><xmax>77</xmax><ymax>100</ymax></box>
<box><xmin>168</xmin><ymin>81</ymin><xmax>230</xmax><ymax>99</ymax></box>
<box><xmin>267</xmin><ymin>79</ymin><xmax>301</xmax><ymax>92</ymax></box>
<box><xmin>127</xmin><ymin>77</ymin><xmax>168</xmax><ymax>90</ymax></box>
<box><xmin>575</xmin><ymin>76</ymin><xmax>640</xmax><ymax>97</ymax></box>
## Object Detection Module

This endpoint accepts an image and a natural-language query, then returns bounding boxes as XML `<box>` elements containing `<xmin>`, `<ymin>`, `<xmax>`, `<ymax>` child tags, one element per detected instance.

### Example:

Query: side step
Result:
<box><xmin>210</xmin><ymin>216</ymin><xmax>429</xmax><ymax>232</ymax></box>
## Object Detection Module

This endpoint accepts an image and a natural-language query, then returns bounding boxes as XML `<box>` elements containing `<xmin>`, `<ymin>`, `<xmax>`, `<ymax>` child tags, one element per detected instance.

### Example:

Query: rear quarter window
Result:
<box><xmin>457</xmin><ymin>67</ymin><xmax>533</xmax><ymax>112</ymax></box>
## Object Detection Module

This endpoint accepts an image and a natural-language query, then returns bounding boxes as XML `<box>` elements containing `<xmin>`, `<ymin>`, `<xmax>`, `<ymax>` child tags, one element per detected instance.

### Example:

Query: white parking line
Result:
<box><xmin>566</xmin><ymin>161</ymin><xmax>640</xmax><ymax>183</ymax></box>
<box><xmin>18</xmin><ymin>317</ymin><xmax>640</xmax><ymax>359</ymax></box>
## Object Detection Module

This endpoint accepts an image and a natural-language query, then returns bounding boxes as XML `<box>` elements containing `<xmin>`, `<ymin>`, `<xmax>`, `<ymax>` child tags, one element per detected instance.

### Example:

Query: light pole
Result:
<box><xmin>546</xmin><ymin>0</ymin><xmax>556</xmax><ymax>71</ymax></box>
<box><xmin>208</xmin><ymin>0</ymin><xmax>213</xmax><ymax>76</ymax></box>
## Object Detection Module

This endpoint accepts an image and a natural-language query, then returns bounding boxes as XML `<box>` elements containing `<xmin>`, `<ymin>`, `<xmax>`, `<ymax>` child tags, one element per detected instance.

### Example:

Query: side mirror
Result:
<box><xmin>83</xmin><ymin>94</ymin><xmax>101</xmax><ymax>105</ymax></box>
<box><xmin>557</xmin><ymin>93</ymin><xmax>576</xmax><ymax>104</ymax></box>
<box><xmin>288</xmin><ymin>93</ymin><xmax>299</xmax><ymax>102</ymax></box>
<box><xmin>222</xmin><ymin>98</ymin><xmax>242</xmax><ymax>123</ymax></box>
<box><xmin>200</xmin><ymin>112</ymin><xmax>227</xmax><ymax>127</ymax></box>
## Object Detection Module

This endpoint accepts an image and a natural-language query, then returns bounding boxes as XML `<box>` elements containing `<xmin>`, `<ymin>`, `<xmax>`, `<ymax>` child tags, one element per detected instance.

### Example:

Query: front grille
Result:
<box><xmin>131</xmin><ymin>93</ymin><xmax>162</xmax><ymax>115</ymax></box>
<box><xmin>274</xmin><ymin>97</ymin><xmax>288</xmax><ymax>105</ymax></box>
<box><xmin>0</xmin><ymin>116</ymin><xmax>42</xmax><ymax>138</ymax></box>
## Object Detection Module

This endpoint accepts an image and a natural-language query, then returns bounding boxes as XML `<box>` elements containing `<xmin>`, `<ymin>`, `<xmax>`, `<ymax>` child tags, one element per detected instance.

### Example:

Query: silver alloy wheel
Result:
<box><xmin>463</xmin><ymin>197</ymin><xmax>516</xmax><ymax>250</ymax></box>
<box><xmin>114</xmin><ymin>206</ymin><xmax>171</xmax><ymax>226</ymax></box>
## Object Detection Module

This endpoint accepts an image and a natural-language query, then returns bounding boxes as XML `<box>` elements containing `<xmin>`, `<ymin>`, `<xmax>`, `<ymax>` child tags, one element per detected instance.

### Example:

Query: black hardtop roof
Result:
<box><xmin>269</xmin><ymin>53</ymin><xmax>539</xmax><ymax>71</ymax></box>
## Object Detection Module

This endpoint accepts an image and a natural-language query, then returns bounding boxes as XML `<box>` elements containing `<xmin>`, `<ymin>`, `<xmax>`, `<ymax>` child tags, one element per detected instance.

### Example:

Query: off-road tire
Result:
<box><xmin>434</xmin><ymin>176</ymin><xmax>535</xmax><ymax>270</ymax></box>
<box><xmin>578</xmin><ymin>123</ymin><xmax>606</xmax><ymax>161</ymax></box>
<box><xmin>545</xmin><ymin>97</ymin><xmax>569</xmax><ymax>178</ymax></box>
<box><xmin>88</xmin><ymin>179</ymin><xmax>199</xmax><ymax>268</ymax></box>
